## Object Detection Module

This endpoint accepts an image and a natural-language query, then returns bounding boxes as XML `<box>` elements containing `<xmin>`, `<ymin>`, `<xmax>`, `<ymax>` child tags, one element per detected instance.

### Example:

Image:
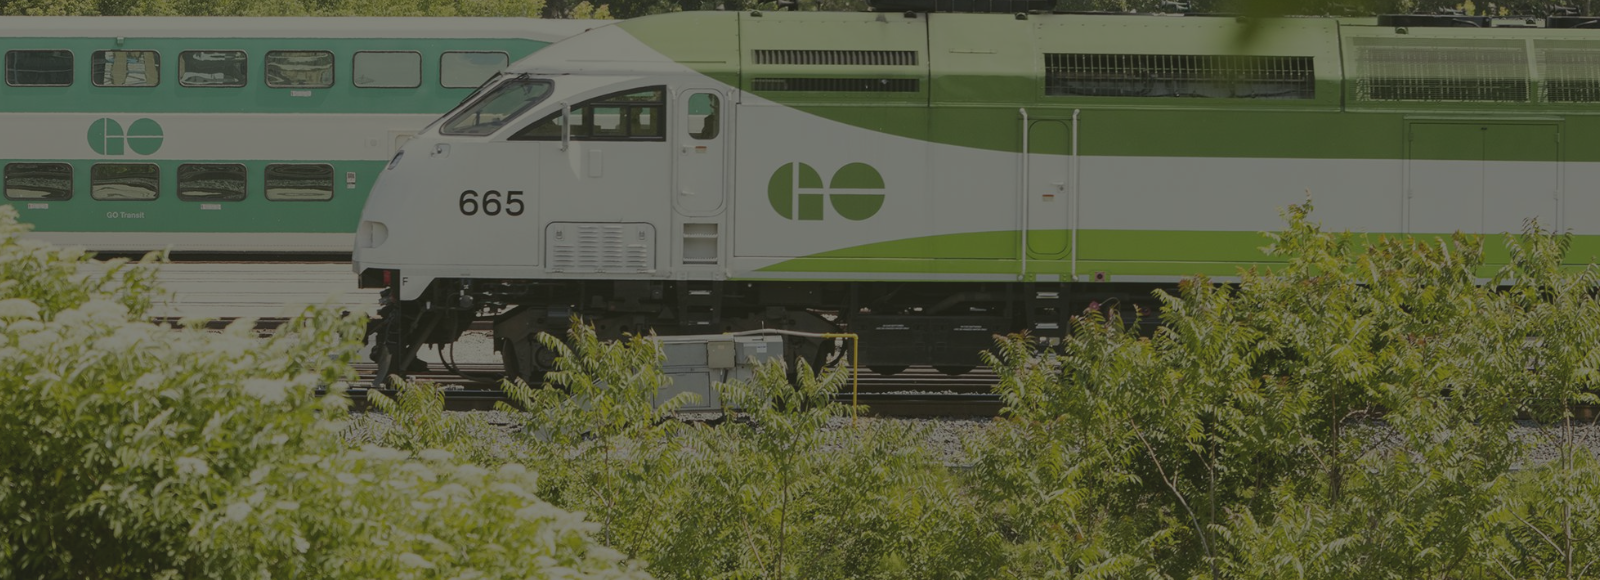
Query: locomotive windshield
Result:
<box><xmin>439</xmin><ymin>76</ymin><xmax>553</xmax><ymax>136</ymax></box>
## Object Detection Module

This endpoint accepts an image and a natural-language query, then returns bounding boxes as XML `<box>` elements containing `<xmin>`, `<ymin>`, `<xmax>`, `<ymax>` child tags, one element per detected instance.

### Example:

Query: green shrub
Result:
<box><xmin>971</xmin><ymin>202</ymin><xmax>1600</xmax><ymax>578</ymax></box>
<box><xmin>0</xmin><ymin>205</ymin><xmax>648</xmax><ymax>579</ymax></box>
<box><xmin>494</xmin><ymin>324</ymin><xmax>999</xmax><ymax>579</ymax></box>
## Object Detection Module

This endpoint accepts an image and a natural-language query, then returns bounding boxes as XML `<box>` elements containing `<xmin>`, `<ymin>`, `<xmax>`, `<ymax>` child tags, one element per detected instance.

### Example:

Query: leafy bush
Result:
<box><xmin>971</xmin><ymin>202</ymin><xmax>1600</xmax><ymax>578</ymax></box>
<box><xmin>0</xmin><ymin>205</ymin><xmax>648</xmax><ymax>579</ymax></box>
<box><xmin>478</xmin><ymin>323</ymin><xmax>1000</xmax><ymax>579</ymax></box>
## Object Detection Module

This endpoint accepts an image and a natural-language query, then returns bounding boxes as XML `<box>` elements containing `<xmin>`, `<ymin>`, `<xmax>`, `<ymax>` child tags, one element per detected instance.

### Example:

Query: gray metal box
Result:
<box><xmin>707</xmin><ymin>341</ymin><xmax>735</xmax><ymax>369</ymax></box>
<box><xmin>653</xmin><ymin>333</ymin><xmax>786</xmax><ymax>411</ymax></box>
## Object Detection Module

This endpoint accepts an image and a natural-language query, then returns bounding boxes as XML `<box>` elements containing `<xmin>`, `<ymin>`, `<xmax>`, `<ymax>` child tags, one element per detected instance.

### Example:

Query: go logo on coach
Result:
<box><xmin>767</xmin><ymin>162</ymin><xmax>886</xmax><ymax>221</ymax></box>
<box><xmin>88</xmin><ymin>118</ymin><xmax>163</xmax><ymax>156</ymax></box>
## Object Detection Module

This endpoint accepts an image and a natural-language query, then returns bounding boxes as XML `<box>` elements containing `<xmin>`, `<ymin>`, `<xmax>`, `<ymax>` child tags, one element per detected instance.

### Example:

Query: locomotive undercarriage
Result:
<box><xmin>367</xmin><ymin>276</ymin><xmax>1164</xmax><ymax>385</ymax></box>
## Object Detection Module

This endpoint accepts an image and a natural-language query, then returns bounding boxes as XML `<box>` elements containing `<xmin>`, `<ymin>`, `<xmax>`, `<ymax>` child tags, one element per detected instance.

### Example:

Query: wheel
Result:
<box><xmin>500</xmin><ymin>335</ymin><xmax>560</xmax><ymax>385</ymax></box>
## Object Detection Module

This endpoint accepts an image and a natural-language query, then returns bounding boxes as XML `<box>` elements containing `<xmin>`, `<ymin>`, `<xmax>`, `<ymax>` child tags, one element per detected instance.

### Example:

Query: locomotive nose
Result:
<box><xmin>355</xmin><ymin>147</ymin><xmax>412</xmax><ymax>251</ymax></box>
<box><xmin>357</xmin><ymin>219</ymin><xmax>388</xmax><ymax>249</ymax></box>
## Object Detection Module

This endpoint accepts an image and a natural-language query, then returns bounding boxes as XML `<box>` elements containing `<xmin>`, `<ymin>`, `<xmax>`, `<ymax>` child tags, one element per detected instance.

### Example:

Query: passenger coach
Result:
<box><xmin>0</xmin><ymin>17</ymin><xmax>600</xmax><ymax>256</ymax></box>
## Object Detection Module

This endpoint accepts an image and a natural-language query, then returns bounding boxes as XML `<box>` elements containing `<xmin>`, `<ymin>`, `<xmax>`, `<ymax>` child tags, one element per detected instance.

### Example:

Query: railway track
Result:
<box><xmin>347</xmin><ymin>363</ymin><xmax>1005</xmax><ymax>418</ymax></box>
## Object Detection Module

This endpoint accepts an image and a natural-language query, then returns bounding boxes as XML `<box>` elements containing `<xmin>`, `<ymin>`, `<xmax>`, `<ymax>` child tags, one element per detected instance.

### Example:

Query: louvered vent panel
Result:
<box><xmin>1044</xmin><ymin>53</ymin><xmax>1315</xmax><ymax>99</ymax></box>
<box><xmin>1538</xmin><ymin>43</ymin><xmax>1600</xmax><ymax>103</ymax></box>
<box><xmin>1354</xmin><ymin>39</ymin><xmax>1528</xmax><ymax>102</ymax></box>
<box><xmin>546</xmin><ymin>223</ymin><xmax>654</xmax><ymax>273</ymax></box>
<box><xmin>752</xmin><ymin>50</ymin><xmax>918</xmax><ymax>66</ymax></box>
<box><xmin>751</xmin><ymin>78</ymin><xmax>920</xmax><ymax>92</ymax></box>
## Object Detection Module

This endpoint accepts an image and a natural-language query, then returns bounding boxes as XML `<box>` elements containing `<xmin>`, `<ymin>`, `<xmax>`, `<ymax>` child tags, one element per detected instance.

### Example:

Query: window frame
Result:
<box><xmin>90</xmin><ymin>49</ymin><xmax>161</xmax><ymax>88</ymax></box>
<box><xmin>176</xmin><ymin>163</ymin><xmax>247</xmax><ymax>202</ymax></box>
<box><xmin>510</xmin><ymin>86</ymin><xmax>669</xmax><ymax>143</ymax></box>
<box><xmin>178</xmin><ymin>49</ymin><xmax>248</xmax><ymax>88</ymax></box>
<box><xmin>90</xmin><ymin>162</ymin><xmax>161</xmax><ymax>202</ymax></box>
<box><xmin>4</xmin><ymin>162</ymin><xmax>74</xmax><ymax>201</ymax></box>
<box><xmin>263</xmin><ymin>163</ymin><xmax>335</xmax><ymax>202</ymax></box>
<box><xmin>353</xmin><ymin>50</ymin><xmax>422</xmax><ymax>89</ymax></box>
<box><xmin>439</xmin><ymin>76</ymin><xmax>554</xmax><ymax>137</ymax></box>
<box><xmin>5</xmin><ymin>49</ymin><xmax>75</xmax><ymax>87</ymax></box>
<box><xmin>265</xmin><ymin>50</ymin><xmax>335</xmax><ymax>89</ymax></box>
<box><xmin>439</xmin><ymin>50</ymin><xmax>509</xmax><ymax>88</ymax></box>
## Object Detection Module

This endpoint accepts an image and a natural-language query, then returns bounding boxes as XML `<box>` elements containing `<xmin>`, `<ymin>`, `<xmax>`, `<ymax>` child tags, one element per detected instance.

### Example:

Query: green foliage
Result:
<box><xmin>486</xmin><ymin>325</ymin><xmax>998</xmax><ymax>579</ymax></box>
<box><xmin>499</xmin><ymin>322</ymin><xmax>694</xmax><ymax>547</ymax></box>
<box><xmin>366</xmin><ymin>381</ymin><xmax>522</xmax><ymax>465</ymax></box>
<box><xmin>0</xmin><ymin>204</ymin><xmax>648</xmax><ymax>579</ymax></box>
<box><xmin>971</xmin><ymin>201</ymin><xmax>1600</xmax><ymax>578</ymax></box>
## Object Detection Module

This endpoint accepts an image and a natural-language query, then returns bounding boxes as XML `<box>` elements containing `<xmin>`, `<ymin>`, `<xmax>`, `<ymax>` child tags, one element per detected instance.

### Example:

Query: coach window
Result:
<box><xmin>266</xmin><ymin>51</ymin><xmax>333</xmax><ymax>88</ymax></box>
<box><xmin>6</xmin><ymin>50</ymin><xmax>72</xmax><ymax>86</ymax></box>
<box><xmin>440</xmin><ymin>51</ymin><xmax>507</xmax><ymax>88</ymax></box>
<box><xmin>354</xmin><ymin>51</ymin><xmax>420</xmax><ymax>88</ymax></box>
<box><xmin>4</xmin><ymin>163</ymin><xmax>72</xmax><ymax>201</ymax></box>
<box><xmin>265</xmin><ymin>163</ymin><xmax>333</xmax><ymax>201</ymax></box>
<box><xmin>92</xmin><ymin>50</ymin><xmax>159</xmax><ymax>87</ymax></box>
<box><xmin>91</xmin><ymin>163</ymin><xmax>159</xmax><ymax>201</ymax></box>
<box><xmin>510</xmin><ymin>86</ymin><xmax>667</xmax><ymax>142</ymax></box>
<box><xmin>688</xmin><ymin>93</ymin><xmax>719</xmax><ymax>140</ymax></box>
<box><xmin>177</xmin><ymin>163</ymin><xmax>246</xmax><ymax>201</ymax></box>
<box><xmin>179</xmin><ymin>50</ymin><xmax>246</xmax><ymax>87</ymax></box>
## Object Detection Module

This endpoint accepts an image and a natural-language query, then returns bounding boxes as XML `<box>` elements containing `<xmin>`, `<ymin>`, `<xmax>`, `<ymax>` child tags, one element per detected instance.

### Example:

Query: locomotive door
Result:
<box><xmin>1407</xmin><ymin>122</ymin><xmax>1560</xmax><ymax>235</ymax></box>
<box><xmin>672</xmin><ymin>89</ymin><xmax>729</xmax><ymax>268</ymax></box>
<box><xmin>674</xmin><ymin>90</ymin><xmax>727</xmax><ymax>217</ymax></box>
<box><xmin>1026</xmin><ymin>120</ymin><xmax>1071</xmax><ymax>258</ymax></box>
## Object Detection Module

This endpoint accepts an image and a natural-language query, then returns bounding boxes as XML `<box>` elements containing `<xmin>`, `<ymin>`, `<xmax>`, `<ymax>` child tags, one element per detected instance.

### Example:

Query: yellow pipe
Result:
<box><xmin>821</xmin><ymin>333</ymin><xmax>861</xmax><ymax>426</ymax></box>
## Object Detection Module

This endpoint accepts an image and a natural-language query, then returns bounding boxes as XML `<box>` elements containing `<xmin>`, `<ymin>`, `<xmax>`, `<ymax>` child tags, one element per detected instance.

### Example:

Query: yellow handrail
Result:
<box><xmin>821</xmin><ymin>333</ymin><xmax>860</xmax><ymax>426</ymax></box>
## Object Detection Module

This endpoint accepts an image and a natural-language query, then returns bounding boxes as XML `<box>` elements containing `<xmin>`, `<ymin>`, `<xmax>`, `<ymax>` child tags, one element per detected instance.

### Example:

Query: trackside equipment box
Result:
<box><xmin>654</xmin><ymin>334</ymin><xmax>785</xmax><ymax>411</ymax></box>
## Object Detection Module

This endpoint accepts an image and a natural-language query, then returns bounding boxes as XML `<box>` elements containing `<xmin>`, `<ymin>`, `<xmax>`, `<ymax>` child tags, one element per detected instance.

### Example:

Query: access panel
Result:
<box><xmin>1407</xmin><ymin>122</ymin><xmax>1561</xmax><ymax>235</ymax></box>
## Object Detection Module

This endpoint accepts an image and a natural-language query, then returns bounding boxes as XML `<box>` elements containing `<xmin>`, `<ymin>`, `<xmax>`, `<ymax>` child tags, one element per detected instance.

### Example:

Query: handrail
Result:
<box><xmin>1071</xmin><ymin>109</ymin><xmax>1081</xmax><ymax>282</ymax></box>
<box><xmin>1019</xmin><ymin>107</ymin><xmax>1030</xmax><ymax>279</ymax></box>
<box><xmin>560</xmin><ymin>101</ymin><xmax>571</xmax><ymax>152</ymax></box>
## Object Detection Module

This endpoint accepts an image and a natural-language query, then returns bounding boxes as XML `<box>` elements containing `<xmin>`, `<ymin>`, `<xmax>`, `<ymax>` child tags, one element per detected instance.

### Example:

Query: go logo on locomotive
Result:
<box><xmin>88</xmin><ymin>118</ymin><xmax>163</xmax><ymax>156</ymax></box>
<box><xmin>767</xmin><ymin>162</ymin><xmax>886</xmax><ymax>221</ymax></box>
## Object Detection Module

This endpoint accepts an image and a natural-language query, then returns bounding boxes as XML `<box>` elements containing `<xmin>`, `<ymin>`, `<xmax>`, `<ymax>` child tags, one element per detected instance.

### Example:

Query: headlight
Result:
<box><xmin>386</xmin><ymin>150</ymin><xmax>404</xmax><ymax>170</ymax></box>
<box><xmin>358</xmin><ymin>221</ymin><xmax>389</xmax><ymax>249</ymax></box>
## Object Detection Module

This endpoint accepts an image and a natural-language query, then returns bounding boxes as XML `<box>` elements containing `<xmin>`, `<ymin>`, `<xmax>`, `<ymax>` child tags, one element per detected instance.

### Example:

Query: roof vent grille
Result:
<box><xmin>1538</xmin><ymin>44</ymin><xmax>1600</xmax><ymax>102</ymax></box>
<box><xmin>752</xmin><ymin>77</ymin><xmax>920</xmax><ymax>92</ymax></box>
<box><xmin>753</xmin><ymin>50</ymin><xmax>918</xmax><ymax>66</ymax></box>
<box><xmin>1044</xmin><ymin>53</ymin><xmax>1315</xmax><ymax>99</ymax></box>
<box><xmin>1354</xmin><ymin>39</ymin><xmax>1529</xmax><ymax>102</ymax></box>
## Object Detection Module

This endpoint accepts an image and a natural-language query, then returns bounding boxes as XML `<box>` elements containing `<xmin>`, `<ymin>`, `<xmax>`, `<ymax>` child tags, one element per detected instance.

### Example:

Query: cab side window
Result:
<box><xmin>510</xmin><ymin>86</ymin><xmax>666</xmax><ymax>142</ymax></box>
<box><xmin>688</xmin><ymin>93</ymin><xmax>719</xmax><ymax>140</ymax></box>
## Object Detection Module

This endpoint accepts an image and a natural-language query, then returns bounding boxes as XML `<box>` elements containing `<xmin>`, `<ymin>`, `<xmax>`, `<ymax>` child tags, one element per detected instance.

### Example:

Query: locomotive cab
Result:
<box><xmin>354</xmin><ymin>18</ymin><xmax>768</xmax><ymax>381</ymax></box>
<box><xmin>356</xmin><ymin>70</ymin><xmax>734</xmax><ymax>300</ymax></box>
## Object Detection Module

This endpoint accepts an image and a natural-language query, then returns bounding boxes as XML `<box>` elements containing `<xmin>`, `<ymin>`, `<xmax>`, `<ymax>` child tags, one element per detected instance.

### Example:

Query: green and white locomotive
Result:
<box><xmin>354</xmin><ymin>8</ymin><xmax>1600</xmax><ymax>379</ymax></box>
<box><xmin>0</xmin><ymin>17</ymin><xmax>600</xmax><ymax>256</ymax></box>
